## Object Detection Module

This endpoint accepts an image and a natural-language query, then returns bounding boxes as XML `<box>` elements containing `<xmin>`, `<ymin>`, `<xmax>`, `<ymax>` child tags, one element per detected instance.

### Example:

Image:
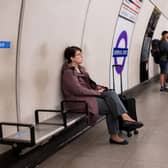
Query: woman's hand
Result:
<box><xmin>97</xmin><ymin>87</ymin><xmax>105</xmax><ymax>93</ymax></box>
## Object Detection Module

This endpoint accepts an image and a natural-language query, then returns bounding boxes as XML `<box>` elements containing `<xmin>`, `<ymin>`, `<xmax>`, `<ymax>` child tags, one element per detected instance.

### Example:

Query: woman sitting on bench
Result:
<box><xmin>61</xmin><ymin>46</ymin><xmax>143</xmax><ymax>145</ymax></box>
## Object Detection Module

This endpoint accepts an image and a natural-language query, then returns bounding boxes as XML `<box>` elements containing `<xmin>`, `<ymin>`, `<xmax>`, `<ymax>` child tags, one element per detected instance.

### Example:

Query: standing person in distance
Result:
<box><xmin>159</xmin><ymin>31</ymin><xmax>168</xmax><ymax>91</ymax></box>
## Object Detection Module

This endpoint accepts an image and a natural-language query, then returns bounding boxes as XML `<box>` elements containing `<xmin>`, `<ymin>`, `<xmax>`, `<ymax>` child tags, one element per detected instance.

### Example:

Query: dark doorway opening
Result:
<box><xmin>140</xmin><ymin>8</ymin><xmax>161</xmax><ymax>82</ymax></box>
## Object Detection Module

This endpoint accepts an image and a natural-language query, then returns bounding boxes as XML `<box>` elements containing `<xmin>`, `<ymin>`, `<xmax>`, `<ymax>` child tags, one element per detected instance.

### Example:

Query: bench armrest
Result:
<box><xmin>0</xmin><ymin>122</ymin><xmax>35</xmax><ymax>146</ymax></box>
<box><xmin>35</xmin><ymin>109</ymin><xmax>62</xmax><ymax>124</ymax></box>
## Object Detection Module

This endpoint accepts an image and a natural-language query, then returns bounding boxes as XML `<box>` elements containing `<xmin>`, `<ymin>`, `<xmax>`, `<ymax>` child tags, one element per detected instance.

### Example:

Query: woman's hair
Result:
<box><xmin>64</xmin><ymin>46</ymin><xmax>82</xmax><ymax>63</ymax></box>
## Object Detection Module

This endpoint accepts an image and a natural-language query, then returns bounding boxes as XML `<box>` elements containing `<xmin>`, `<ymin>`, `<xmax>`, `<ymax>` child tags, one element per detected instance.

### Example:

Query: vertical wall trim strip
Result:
<box><xmin>109</xmin><ymin>1</ymin><xmax>123</xmax><ymax>89</ymax></box>
<box><xmin>80</xmin><ymin>0</ymin><xmax>92</xmax><ymax>47</ymax></box>
<box><xmin>15</xmin><ymin>0</ymin><xmax>25</xmax><ymax>123</ymax></box>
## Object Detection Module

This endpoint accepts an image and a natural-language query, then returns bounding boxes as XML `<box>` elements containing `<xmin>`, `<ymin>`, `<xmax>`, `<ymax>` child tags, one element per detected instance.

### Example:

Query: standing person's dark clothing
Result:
<box><xmin>160</xmin><ymin>40</ymin><xmax>168</xmax><ymax>73</ymax></box>
<box><xmin>157</xmin><ymin>31</ymin><xmax>168</xmax><ymax>91</ymax></box>
<box><xmin>160</xmin><ymin>39</ymin><xmax>168</xmax><ymax>62</ymax></box>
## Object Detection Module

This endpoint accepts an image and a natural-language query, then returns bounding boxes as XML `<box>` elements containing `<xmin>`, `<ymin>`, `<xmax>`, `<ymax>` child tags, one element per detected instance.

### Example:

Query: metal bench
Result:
<box><xmin>0</xmin><ymin>100</ymin><xmax>88</xmax><ymax>154</ymax></box>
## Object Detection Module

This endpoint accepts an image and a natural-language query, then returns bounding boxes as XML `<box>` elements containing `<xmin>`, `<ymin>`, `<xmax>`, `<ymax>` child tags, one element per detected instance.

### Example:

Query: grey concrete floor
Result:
<box><xmin>38</xmin><ymin>82</ymin><xmax>168</xmax><ymax>168</ymax></box>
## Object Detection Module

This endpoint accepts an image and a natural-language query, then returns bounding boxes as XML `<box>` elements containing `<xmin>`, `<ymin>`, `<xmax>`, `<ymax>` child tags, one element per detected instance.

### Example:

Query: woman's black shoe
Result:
<box><xmin>122</xmin><ymin>120</ymin><xmax>144</xmax><ymax>130</ymax></box>
<box><xmin>109</xmin><ymin>138</ymin><xmax>129</xmax><ymax>145</ymax></box>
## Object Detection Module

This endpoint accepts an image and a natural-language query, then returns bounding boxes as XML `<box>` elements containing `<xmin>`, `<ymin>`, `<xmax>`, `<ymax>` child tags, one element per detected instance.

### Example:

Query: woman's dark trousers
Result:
<box><xmin>97</xmin><ymin>90</ymin><xmax>127</xmax><ymax>134</ymax></box>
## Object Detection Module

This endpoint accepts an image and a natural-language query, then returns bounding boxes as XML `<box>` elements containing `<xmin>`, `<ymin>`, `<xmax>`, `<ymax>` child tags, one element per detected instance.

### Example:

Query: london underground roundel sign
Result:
<box><xmin>113</xmin><ymin>31</ymin><xmax>128</xmax><ymax>74</ymax></box>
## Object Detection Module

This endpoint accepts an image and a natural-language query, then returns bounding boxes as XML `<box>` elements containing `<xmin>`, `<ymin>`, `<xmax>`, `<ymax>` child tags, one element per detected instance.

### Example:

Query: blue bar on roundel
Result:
<box><xmin>113</xmin><ymin>48</ymin><xmax>128</xmax><ymax>57</ymax></box>
<box><xmin>0</xmin><ymin>41</ymin><xmax>11</xmax><ymax>48</ymax></box>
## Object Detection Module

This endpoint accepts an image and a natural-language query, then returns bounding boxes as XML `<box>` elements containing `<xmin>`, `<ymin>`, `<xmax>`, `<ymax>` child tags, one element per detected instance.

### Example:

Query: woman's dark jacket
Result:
<box><xmin>61</xmin><ymin>63</ymin><xmax>101</xmax><ymax>125</ymax></box>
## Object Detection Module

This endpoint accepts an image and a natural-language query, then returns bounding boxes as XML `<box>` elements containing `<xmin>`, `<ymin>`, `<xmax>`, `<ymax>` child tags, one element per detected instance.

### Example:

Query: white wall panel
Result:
<box><xmin>1</xmin><ymin>0</ymin><xmax>167</xmax><ymax>125</ymax></box>
<box><xmin>150</xmin><ymin>0</ymin><xmax>168</xmax><ymax>18</ymax></box>
<box><xmin>128</xmin><ymin>0</ymin><xmax>153</xmax><ymax>88</ymax></box>
<box><xmin>110</xmin><ymin>17</ymin><xmax>135</xmax><ymax>93</ymax></box>
<box><xmin>82</xmin><ymin>0</ymin><xmax>122</xmax><ymax>87</ymax></box>
<box><xmin>0</xmin><ymin>0</ymin><xmax>21</xmax><ymax>122</ymax></box>
<box><xmin>19</xmin><ymin>0</ymin><xmax>90</xmax><ymax>123</ymax></box>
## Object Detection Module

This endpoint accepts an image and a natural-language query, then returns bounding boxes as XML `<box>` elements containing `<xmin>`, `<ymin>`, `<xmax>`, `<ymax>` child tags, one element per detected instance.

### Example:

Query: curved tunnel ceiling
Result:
<box><xmin>150</xmin><ymin>0</ymin><xmax>168</xmax><ymax>18</ymax></box>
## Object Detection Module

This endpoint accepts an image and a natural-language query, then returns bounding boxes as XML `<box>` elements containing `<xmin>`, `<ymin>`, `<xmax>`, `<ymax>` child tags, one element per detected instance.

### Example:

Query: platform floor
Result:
<box><xmin>38</xmin><ymin>82</ymin><xmax>168</xmax><ymax>168</ymax></box>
